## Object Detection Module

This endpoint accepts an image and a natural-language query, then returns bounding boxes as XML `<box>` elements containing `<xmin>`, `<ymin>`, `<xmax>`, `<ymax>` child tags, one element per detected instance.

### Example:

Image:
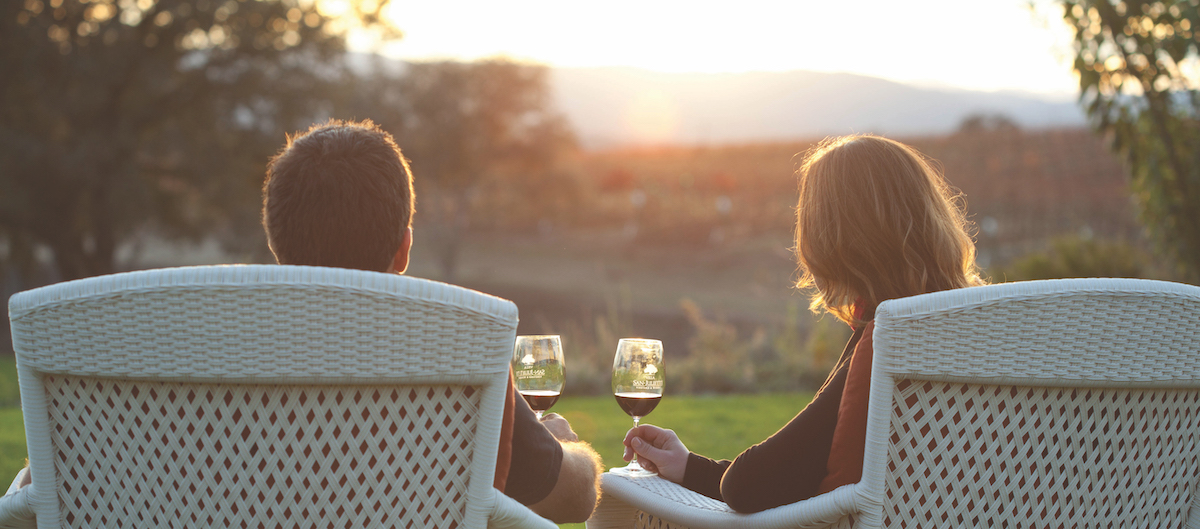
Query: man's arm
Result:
<box><xmin>505</xmin><ymin>403</ymin><xmax>602</xmax><ymax>523</ymax></box>
<box><xmin>528</xmin><ymin>440</ymin><xmax>602</xmax><ymax>523</ymax></box>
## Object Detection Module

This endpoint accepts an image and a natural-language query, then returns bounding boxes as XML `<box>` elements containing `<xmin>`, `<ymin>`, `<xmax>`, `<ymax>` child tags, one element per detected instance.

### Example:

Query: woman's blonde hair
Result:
<box><xmin>794</xmin><ymin>134</ymin><xmax>984</xmax><ymax>326</ymax></box>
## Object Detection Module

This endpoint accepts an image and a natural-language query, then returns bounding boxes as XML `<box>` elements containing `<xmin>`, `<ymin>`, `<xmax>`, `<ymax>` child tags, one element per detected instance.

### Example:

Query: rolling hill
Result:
<box><xmin>550</xmin><ymin>67</ymin><xmax>1086</xmax><ymax>148</ymax></box>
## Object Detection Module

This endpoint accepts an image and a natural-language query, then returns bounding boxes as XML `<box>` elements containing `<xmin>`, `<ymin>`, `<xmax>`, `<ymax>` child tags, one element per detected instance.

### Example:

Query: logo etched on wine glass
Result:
<box><xmin>611</xmin><ymin>338</ymin><xmax>664</xmax><ymax>476</ymax></box>
<box><xmin>512</xmin><ymin>335</ymin><xmax>564</xmax><ymax>419</ymax></box>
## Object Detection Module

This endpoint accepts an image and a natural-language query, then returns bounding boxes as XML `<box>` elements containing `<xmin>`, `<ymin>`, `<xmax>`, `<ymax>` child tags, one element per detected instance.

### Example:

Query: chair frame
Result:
<box><xmin>1</xmin><ymin>265</ymin><xmax>555</xmax><ymax>529</ymax></box>
<box><xmin>587</xmin><ymin>277</ymin><xmax>1200</xmax><ymax>529</ymax></box>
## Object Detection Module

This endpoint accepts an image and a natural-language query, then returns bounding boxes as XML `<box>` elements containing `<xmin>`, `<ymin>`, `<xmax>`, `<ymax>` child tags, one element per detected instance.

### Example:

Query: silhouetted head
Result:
<box><xmin>263</xmin><ymin>119</ymin><xmax>415</xmax><ymax>273</ymax></box>
<box><xmin>794</xmin><ymin>134</ymin><xmax>983</xmax><ymax>326</ymax></box>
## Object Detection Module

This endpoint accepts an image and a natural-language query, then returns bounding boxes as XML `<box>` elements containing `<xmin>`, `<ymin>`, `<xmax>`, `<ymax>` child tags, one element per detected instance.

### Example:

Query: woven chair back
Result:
<box><xmin>9</xmin><ymin>265</ymin><xmax>518</xmax><ymax>529</ymax></box>
<box><xmin>862</xmin><ymin>278</ymin><xmax>1200</xmax><ymax>528</ymax></box>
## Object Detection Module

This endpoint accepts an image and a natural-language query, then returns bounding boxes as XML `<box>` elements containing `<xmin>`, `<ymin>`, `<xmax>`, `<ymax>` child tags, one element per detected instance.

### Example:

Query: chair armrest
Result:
<box><xmin>3</xmin><ymin>469</ymin><xmax>27</xmax><ymax>498</ymax></box>
<box><xmin>0</xmin><ymin>475</ymin><xmax>35</xmax><ymax>529</ymax></box>
<box><xmin>487</xmin><ymin>489</ymin><xmax>558</xmax><ymax>529</ymax></box>
<box><xmin>586</xmin><ymin>472</ymin><xmax>859</xmax><ymax>529</ymax></box>
<box><xmin>586</xmin><ymin>481</ymin><xmax>639</xmax><ymax>529</ymax></box>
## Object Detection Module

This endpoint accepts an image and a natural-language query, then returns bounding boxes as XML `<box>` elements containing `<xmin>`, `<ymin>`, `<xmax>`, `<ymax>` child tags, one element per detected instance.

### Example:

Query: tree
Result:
<box><xmin>0</xmin><ymin>0</ymin><xmax>399</xmax><ymax>282</ymax></box>
<box><xmin>1059</xmin><ymin>0</ymin><xmax>1200</xmax><ymax>282</ymax></box>
<box><xmin>350</xmin><ymin>59</ymin><xmax>576</xmax><ymax>281</ymax></box>
<box><xmin>956</xmin><ymin>113</ymin><xmax>1021</xmax><ymax>134</ymax></box>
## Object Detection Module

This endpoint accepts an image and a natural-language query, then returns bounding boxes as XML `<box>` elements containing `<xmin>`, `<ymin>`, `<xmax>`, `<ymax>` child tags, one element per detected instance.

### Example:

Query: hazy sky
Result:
<box><xmin>365</xmin><ymin>0</ymin><xmax>1079</xmax><ymax>96</ymax></box>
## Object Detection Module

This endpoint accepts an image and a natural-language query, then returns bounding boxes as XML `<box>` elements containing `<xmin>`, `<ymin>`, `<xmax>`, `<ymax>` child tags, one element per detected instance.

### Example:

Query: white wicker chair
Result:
<box><xmin>0</xmin><ymin>265</ymin><xmax>556</xmax><ymax>529</ymax></box>
<box><xmin>587</xmin><ymin>278</ymin><xmax>1200</xmax><ymax>529</ymax></box>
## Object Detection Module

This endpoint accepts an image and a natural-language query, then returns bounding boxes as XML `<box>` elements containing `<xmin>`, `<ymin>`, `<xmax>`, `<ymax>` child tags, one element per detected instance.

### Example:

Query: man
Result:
<box><xmin>260</xmin><ymin>118</ymin><xmax>602</xmax><ymax>523</ymax></box>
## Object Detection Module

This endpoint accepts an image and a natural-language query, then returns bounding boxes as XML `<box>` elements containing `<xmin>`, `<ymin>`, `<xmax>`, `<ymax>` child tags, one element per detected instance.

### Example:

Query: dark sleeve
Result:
<box><xmin>502</xmin><ymin>388</ymin><xmax>563</xmax><ymax>505</ymax></box>
<box><xmin>716</xmin><ymin>325</ymin><xmax>865</xmax><ymax>513</ymax></box>
<box><xmin>681</xmin><ymin>453</ymin><xmax>732</xmax><ymax>501</ymax></box>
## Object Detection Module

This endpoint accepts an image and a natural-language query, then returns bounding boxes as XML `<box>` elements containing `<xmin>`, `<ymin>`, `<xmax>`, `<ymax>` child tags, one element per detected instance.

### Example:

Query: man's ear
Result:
<box><xmin>390</xmin><ymin>227</ymin><xmax>413</xmax><ymax>274</ymax></box>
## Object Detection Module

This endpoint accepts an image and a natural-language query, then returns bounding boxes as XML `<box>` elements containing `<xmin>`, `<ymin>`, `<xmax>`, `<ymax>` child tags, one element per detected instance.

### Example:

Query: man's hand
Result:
<box><xmin>528</xmin><ymin>441</ymin><xmax>602</xmax><ymax>523</ymax></box>
<box><xmin>539</xmin><ymin>413</ymin><xmax>578</xmax><ymax>442</ymax></box>
<box><xmin>623</xmin><ymin>424</ymin><xmax>689</xmax><ymax>483</ymax></box>
<box><xmin>528</xmin><ymin>413</ymin><xmax>598</xmax><ymax>522</ymax></box>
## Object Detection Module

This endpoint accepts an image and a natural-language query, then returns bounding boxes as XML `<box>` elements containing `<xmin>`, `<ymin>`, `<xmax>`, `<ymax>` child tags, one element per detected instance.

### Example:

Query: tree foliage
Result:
<box><xmin>347</xmin><ymin>59</ymin><xmax>577</xmax><ymax>280</ymax></box>
<box><xmin>1060</xmin><ymin>0</ymin><xmax>1200</xmax><ymax>281</ymax></box>
<box><xmin>0</xmin><ymin>0</ymin><xmax>397</xmax><ymax>281</ymax></box>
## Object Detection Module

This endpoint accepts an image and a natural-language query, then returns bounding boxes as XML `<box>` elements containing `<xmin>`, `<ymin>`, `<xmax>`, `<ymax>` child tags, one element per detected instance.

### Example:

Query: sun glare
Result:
<box><xmin>317</xmin><ymin>0</ymin><xmax>351</xmax><ymax>18</ymax></box>
<box><xmin>624</xmin><ymin>89</ymin><xmax>680</xmax><ymax>144</ymax></box>
<box><xmin>374</xmin><ymin>0</ymin><xmax>1078</xmax><ymax>95</ymax></box>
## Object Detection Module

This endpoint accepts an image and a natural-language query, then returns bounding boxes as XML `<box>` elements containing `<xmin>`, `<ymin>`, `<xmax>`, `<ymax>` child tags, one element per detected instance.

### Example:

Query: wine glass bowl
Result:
<box><xmin>611</xmin><ymin>338</ymin><xmax>664</xmax><ymax>476</ymax></box>
<box><xmin>512</xmin><ymin>335</ymin><xmax>565</xmax><ymax>419</ymax></box>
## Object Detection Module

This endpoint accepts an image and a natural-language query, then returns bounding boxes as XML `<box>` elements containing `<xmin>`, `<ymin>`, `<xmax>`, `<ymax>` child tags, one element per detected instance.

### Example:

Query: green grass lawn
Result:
<box><xmin>0</xmin><ymin>358</ymin><xmax>17</xmax><ymax>408</ymax></box>
<box><xmin>553</xmin><ymin>392</ymin><xmax>810</xmax><ymax>474</ymax></box>
<box><xmin>0</xmin><ymin>407</ymin><xmax>23</xmax><ymax>486</ymax></box>
<box><xmin>0</xmin><ymin>356</ymin><xmax>20</xmax><ymax>488</ymax></box>
<box><xmin>552</xmin><ymin>393</ymin><xmax>809</xmax><ymax>529</ymax></box>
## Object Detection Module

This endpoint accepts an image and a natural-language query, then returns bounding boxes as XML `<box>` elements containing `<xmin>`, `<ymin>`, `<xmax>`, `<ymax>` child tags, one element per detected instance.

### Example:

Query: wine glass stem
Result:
<box><xmin>535</xmin><ymin>410</ymin><xmax>544</xmax><ymax>420</ymax></box>
<box><xmin>631</xmin><ymin>416</ymin><xmax>642</xmax><ymax>467</ymax></box>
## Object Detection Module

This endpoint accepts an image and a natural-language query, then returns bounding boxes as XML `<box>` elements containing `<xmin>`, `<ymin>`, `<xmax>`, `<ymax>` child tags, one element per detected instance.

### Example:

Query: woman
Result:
<box><xmin>622</xmin><ymin>134</ymin><xmax>985</xmax><ymax>513</ymax></box>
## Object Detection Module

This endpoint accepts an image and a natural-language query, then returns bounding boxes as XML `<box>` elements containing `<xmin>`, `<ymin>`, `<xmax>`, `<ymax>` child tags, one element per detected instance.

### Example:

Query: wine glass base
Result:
<box><xmin>610</xmin><ymin>463</ymin><xmax>658</xmax><ymax>477</ymax></box>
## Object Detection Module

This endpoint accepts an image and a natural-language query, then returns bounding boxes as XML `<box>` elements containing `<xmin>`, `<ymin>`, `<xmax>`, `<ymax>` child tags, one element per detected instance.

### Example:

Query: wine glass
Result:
<box><xmin>611</xmin><ymin>338</ymin><xmax>664</xmax><ymax>476</ymax></box>
<box><xmin>512</xmin><ymin>335</ymin><xmax>565</xmax><ymax>419</ymax></box>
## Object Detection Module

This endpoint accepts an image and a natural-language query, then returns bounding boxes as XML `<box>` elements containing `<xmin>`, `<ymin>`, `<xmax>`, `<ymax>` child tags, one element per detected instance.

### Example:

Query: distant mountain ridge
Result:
<box><xmin>549</xmin><ymin>67</ymin><xmax>1086</xmax><ymax>148</ymax></box>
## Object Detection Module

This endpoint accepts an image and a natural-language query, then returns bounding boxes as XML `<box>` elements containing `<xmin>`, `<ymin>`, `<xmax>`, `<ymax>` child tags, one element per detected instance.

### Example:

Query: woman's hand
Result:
<box><xmin>623</xmin><ymin>424</ymin><xmax>689</xmax><ymax>483</ymax></box>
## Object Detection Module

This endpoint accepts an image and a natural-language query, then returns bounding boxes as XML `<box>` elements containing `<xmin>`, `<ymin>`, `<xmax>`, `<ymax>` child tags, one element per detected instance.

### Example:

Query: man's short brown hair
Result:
<box><xmin>262</xmin><ymin>119</ymin><xmax>415</xmax><ymax>272</ymax></box>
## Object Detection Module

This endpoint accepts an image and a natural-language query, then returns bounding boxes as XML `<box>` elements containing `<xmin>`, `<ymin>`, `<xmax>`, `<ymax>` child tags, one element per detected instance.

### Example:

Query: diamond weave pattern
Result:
<box><xmin>44</xmin><ymin>376</ymin><xmax>481</xmax><ymax>529</ymax></box>
<box><xmin>883</xmin><ymin>379</ymin><xmax>1200</xmax><ymax>528</ymax></box>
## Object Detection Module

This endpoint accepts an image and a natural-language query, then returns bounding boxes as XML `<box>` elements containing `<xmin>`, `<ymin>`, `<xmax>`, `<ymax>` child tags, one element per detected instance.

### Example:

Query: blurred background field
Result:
<box><xmin>0</xmin><ymin>125</ymin><xmax>1177</xmax><ymax>396</ymax></box>
<box><xmin>398</xmin><ymin>126</ymin><xmax>1170</xmax><ymax>396</ymax></box>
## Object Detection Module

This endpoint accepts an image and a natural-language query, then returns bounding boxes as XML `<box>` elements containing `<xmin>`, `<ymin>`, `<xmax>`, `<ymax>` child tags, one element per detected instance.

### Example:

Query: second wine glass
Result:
<box><xmin>512</xmin><ymin>335</ymin><xmax>565</xmax><ymax>419</ymax></box>
<box><xmin>611</xmin><ymin>338</ymin><xmax>664</xmax><ymax>476</ymax></box>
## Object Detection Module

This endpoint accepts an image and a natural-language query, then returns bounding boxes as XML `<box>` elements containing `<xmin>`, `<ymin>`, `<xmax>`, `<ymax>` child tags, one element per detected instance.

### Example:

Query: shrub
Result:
<box><xmin>561</xmin><ymin>287</ymin><xmax>636</xmax><ymax>396</ymax></box>
<box><xmin>672</xmin><ymin>300</ymin><xmax>847</xmax><ymax>394</ymax></box>
<box><xmin>998</xmin><ymin>236</ymin><xmax>1155</xmax><ymax>281</ymax></box>
<box><xmin>558</xmin><ymin>295</ymin><xmax>853</xmax><ymax>396</ymax></box>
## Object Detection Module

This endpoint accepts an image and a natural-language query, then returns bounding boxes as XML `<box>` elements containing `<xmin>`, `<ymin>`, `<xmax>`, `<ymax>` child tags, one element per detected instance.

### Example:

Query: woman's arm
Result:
<box><xmin>624</xmin><ymin>380</ymin><xmax>848</xmax><ymax>510</ymax></box>
<box><xmin>627</xmin><ymin>326</ymin><xmax>866</xmax><ymax>512</ymax></box>
<box><xmin>718</xmin><ymin>325</ymin><xmax>866</xmax><ymax>513</ymax></box>
<box><xmin>717</xmin><ymin>384</ymin><xmax>845</xmax><ymax>512</ymax></box>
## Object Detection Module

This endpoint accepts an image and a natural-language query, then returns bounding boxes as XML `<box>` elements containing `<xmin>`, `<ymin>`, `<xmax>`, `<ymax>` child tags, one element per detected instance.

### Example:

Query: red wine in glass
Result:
<box><xmin>611</xmin><ymin>338</ymin><xmax>664</xmax><ymax>476</ymax></box>
<box><xmin>614</xmin><ymin>392</ymin><xmax>660</xmax><ymax>417</ymax></box>
<box><xmin>512</xmin><ymin>335</ymin><xmax>565</xmax><ymax>420</ymax></box>
<box><xmin>521</xmin><ymin>390</ymin><xmax>561</xmax><ymax>413</ymax></box>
